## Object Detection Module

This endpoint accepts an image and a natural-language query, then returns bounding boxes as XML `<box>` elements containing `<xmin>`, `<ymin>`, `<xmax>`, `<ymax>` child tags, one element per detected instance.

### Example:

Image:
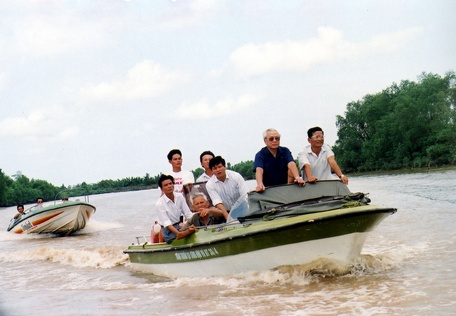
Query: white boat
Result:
<box><xmin>7</xmin><ymin>201</ymin><xmax>96</xmax><ymax>236</ymax></box>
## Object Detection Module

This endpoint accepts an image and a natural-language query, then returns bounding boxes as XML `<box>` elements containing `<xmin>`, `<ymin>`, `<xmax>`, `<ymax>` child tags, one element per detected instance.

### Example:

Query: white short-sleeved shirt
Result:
<box><xmin>298</xmin><ymin>144</ymin><xmax>337</xmax><ymax>181</ymax></box>
<box><xmin>166</xmin><ymin>170</ymin><xmax>195</xmax><ymax>192</ymax></box>
<box><xmin>155</xmin><ymin>192</ymin><xmax>194</xmax><ymax>227</ymax></box>
<box><xmin>196</xmin><ymin>172</ymin><xmax>212</xmax><ymax>183</ymax></box>
<box><xmin>206</xmin><ymin>170</ymin><xmax>248</xmax><ymax>211</ymax></box>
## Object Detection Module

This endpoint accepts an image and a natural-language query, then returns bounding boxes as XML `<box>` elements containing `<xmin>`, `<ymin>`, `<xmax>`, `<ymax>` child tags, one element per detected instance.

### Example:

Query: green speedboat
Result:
<box><xmin>124</xmin><ymin>180</ymin><xmax>396</xmax><ymax>277</ymax></box>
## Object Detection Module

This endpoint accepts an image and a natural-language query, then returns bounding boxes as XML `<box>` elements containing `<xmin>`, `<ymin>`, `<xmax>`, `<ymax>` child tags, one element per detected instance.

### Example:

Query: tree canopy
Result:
<box><xmin>333</xmin><ymin>72</ymin><xmax>456</xmax><ymax>172</ymax></box>
<box><xmin>0</xmin><ymin>169</ymin><xmax>163</xmax><ymax>207</ymax></box>
<box><xmin>0</xmin><ymin>170</ymin><xmax>59</xmax><ymax>207</ymax></box>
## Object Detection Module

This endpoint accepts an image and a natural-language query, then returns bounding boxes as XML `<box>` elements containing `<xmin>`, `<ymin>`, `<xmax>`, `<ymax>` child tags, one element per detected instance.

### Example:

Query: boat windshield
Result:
<box><xmin>183</xmin><ymin>180</ymin><xmax>359</xmax><ymax>221</ymax></box>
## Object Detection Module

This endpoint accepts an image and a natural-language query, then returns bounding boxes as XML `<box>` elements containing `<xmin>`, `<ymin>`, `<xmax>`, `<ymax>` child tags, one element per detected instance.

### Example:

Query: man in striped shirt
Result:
<box><xmin>206</xmin><ymin>156</ymin><xmax>248</xmax><ymax>220</ymax></box>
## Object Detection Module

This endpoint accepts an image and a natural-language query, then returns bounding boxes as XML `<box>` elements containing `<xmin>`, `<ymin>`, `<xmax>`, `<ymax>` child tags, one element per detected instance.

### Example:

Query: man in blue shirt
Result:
<box><xmin>253</xmin><ymin>128</ymin><xmax>305</xmax><ymax>192</ymax></box>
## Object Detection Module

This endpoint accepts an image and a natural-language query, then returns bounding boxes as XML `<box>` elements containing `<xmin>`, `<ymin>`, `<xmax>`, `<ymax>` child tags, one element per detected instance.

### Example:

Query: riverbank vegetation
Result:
<box><xmin>0</xmin><ymin>160</ymin><xmax>255</xmax><ymax>207</ymax></box>
<box><xmin>1</xmin><ymin>72</ymin><xmax>454</xmax><ymax>207</ymax></box>
<box><xmin>334</xmin><ymin>72</ymin><xmax>455</xmax><ymax>172</ymax></box>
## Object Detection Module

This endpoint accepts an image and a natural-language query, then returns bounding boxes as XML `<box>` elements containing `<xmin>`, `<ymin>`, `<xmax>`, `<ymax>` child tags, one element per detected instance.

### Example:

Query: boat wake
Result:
<box><xmin>0</xmin><ymin>230</ymin><xmax>48</xmax><ymax>241</ymax></box>
<box><xmin>273</xmin><ymin>253</ymin><xmax>396</xmax><ymax>278</ymax></box>
<box><xmin>75</xmin><ymin>219</ymin><xmax>123</xmax><ymax>234</ymax></box>
<box><xmin>125</xmin><ymin>236</ymin><xmax>422</xmax><ymax>287</ymax></box>
<box><xmin>240</xmin><ymin>254</ymin><xmax>398</xmax><ymax>284</ymax></box>
<box><xmin>139</xmin><ymin>253</ymin><xmax>400</xmax><ymax>290</ymax></box>
<box><xmin>0</xmin><ymin>246</ymin><xmax>129</xmax><ymax>269</ymax></box>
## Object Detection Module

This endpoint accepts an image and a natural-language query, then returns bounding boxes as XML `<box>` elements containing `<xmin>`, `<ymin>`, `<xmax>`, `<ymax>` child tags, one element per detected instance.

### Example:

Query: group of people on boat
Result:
<box><xmin>12</xmin><ymin>196</ymin><xmax>70</xmax><ymax>221</ymax></box>
<box><xmin>152</xmin><ymin>126</ymin><xmax>349</xmax><ymax>244</ymax></box>
<box><xmin>12</xmin><ymin>197</ymin><xmax>43</xmax><ymax>220</ymax></box>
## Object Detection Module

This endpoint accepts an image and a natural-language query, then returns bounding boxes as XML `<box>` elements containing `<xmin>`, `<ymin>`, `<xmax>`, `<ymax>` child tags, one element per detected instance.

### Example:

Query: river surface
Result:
<box><xmin>1</xmin><ymin>169</ymin><xmax>455</xmax><ymax>315</ymax></box>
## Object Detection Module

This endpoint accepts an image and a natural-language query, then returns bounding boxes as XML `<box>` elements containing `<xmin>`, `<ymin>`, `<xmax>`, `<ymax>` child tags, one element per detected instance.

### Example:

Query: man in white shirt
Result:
<box><xmin>13</xmin><ymin>204</ymin><xmax>25</xmax><ymax>219</ymax></box>
<box><xmin>30</xmin><ymin>197</ymin><xmax>44</xmax><ymax>212</ymax></box>
<box><xmin>166</xmin><ymin>149</ymin><xmax>195</xmax><ymax>193</ymax></box>
<box><xmin>195</xmin><ymin>150</ymin><xmax>215</xmax><ymax>183</ymax></box>
<box><xmin>155</xmin><ymin>174</ymin><xmax>196</xmax><ymax>244</ymax></box>
<box><xmin>298</xmin><ymin>127</ymin><xmax>348</xmax><ymax>184</ymax></box>
<box><xmin>206</xmin><ymin>156</ymin><xmax>248</xmax><ymax>220</ymax></box>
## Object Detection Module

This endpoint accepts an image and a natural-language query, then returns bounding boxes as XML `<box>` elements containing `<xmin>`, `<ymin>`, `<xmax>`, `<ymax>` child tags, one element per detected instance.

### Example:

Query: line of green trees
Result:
<box><xmin>0</xmin><ymin>170</ymin><xmax>165</xmax><ymax>207</ymax></box>
<box><xmin>0</xmin><ymin>160</ymin><xmax>255</xmax><ymax>207</ymax></box>
<box><xmin>333</xmin><ymin>72</ymin><xmax>456</xmax><ymax>172</ymax></box>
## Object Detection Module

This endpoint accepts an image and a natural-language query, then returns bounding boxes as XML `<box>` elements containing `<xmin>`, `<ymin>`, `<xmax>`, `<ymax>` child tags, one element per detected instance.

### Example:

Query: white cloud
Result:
<box><xmin>368</xmin><ymin>27</ymin><xmax>422</xmax><ymax>52</ymax></box>
<box><xmin>0</xmin><ymin>106</ymin><xmax>79</xmax><ymax>140</ymax></box>
<box><xmin>161</xmin><ymin>0</ymin><xmax>225</xmax><ymax>29</ymax></box>
<box><xmin>175</xmin><ymin>94</ymin><xmax>262</xmax><ymax>119</ymax></box>
<box><xmin>229</xmin><ymin>27</ymin><xmax>422</xmax><ymax>76</ymax></box>
<box><xmin>80</xmin><ymin>60</ymin><xmax>187</xmax><ymax>101</ymax></box>
<box><xmin>131</xmin><ymin>123</ymin><xmax>156</xmax><ymax>137</ymax></box>
<box><xmin>12</xmin><ymin>15</ymin><xmax>99</xmax><ymax>57</ymax></box>
<box><xmin>0</xmin><ymin>72</ymin><xmax>7</xmax><ymax>91</ymax></box>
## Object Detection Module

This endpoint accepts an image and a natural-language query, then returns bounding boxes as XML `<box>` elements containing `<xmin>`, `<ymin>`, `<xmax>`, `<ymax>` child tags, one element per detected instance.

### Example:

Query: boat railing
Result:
<box><xmin>133</xmin><ymin>236</ymin><xmax>152</xmax><ymax>246</ymax></box>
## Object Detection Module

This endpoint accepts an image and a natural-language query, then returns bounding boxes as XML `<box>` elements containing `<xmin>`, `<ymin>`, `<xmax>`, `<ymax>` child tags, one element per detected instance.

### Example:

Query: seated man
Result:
<box><xmin>298</xmin><ymin>126</ymin><xmax>349</xmax><ymax>184</ymax></box>
<box><xmin>253</xmin><ymin>128</ymin><xmax>305</xmax><ymax>192</ymax></box>
<box><xmin>34</xmin><ymin>197</ymin><xmax>44</xmax><ymax>210</ymax></box>
<box><xmin>182</xmin><ymin>193</ymin><xmax>225</xmax><ymax>229</ymax></box>
<box><xmin>25</xmin><ymin>197</ymin><xmax>44</xmax><ymax>213</ymax></box>
<box><xmin>206</xmin><ymin>156</ymin><xmax>248</xmax><ymax>220</ymax></box>
<box><xmin>13</xmin><ymin>204</ymin><xmax>25</xmax><ymax>220</ymax></box>
<box><xmin>155</xmin><ymin>174</ymin><xmax>196</xmax><ymax>244</ymax></box>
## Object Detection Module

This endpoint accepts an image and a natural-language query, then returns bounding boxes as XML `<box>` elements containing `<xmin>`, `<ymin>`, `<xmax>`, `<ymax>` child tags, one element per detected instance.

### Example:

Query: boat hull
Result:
<box><xmin>125</xmin><ymin>205</ymin><xmax>395</xmax><ymax>277</ymax></box>
<box><xmin>7</xmin><ymin>202</ymin><xmax>96</xmax><ymax>236</ymax></box>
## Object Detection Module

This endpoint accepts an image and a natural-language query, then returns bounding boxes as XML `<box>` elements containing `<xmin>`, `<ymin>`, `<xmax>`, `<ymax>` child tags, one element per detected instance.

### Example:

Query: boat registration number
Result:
<box><xmin>175</xmin><ymin>247</ymin><xmax>219</xmax><ymax>261</ymax></box>
<box><xmin>21</xmin><ymin>221</ymin><xmax>35</xmax><ymax>232</ymax></box>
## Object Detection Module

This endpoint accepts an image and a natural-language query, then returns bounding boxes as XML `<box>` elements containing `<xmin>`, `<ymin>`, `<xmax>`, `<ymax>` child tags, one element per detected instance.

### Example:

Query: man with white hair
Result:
<box><xmin>253</xmin><ymin>128</ymin><xmax>305</xmax><ymax>192</ymax></box>
<box><xmin>182</xmin><ymin>193</ymin><xmax>225</xmax><ymax>229</ymax></box>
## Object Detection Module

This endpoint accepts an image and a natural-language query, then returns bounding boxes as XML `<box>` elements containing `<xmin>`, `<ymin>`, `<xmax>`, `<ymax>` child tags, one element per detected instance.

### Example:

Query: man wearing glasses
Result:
<box><xmin>298</xmin><ymin>126</ymin><xmax>349</xmax><ymax>185</ymax></box>
<box><xmin>253</xmin><ymin>128</ymin><xmax>305</xmax><ymax>192</ymax></box>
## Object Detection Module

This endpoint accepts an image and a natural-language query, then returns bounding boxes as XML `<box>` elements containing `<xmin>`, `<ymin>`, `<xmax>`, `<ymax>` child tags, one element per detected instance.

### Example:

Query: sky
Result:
<box><xmin>0</xmin><ymin>0</ymin><xmax>455</xmax><ymax>186</ymax></box>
